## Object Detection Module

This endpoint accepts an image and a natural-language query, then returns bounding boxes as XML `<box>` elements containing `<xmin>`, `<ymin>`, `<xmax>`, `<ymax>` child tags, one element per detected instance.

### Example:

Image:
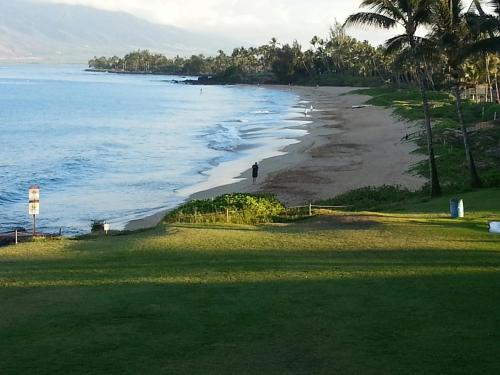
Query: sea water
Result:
<box><xmin>0</xmin><ymin>64</ymin><xmax>306</xmax><ymax>235</ymax></box>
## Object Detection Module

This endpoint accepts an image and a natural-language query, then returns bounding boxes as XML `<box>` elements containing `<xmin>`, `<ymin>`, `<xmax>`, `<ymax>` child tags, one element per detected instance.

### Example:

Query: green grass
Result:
<box><xmin>354</xmin><ymin>88</ymin><xmax>500</xmax><ymax>191</ymax></box>
<box><xmin>1</xmin><ymin>189</ymin><xmax>499</xmax><ymax>374</ymax></box>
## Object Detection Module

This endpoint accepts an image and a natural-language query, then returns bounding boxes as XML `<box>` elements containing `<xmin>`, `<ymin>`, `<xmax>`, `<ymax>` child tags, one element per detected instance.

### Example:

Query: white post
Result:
<box><xmin>15</xmin><ymin>230</ymin><xmax>18</xmax><ymax>245</ymax></box>
<box><xmin>226</xmin><ymin>208</ymin><xmax>229</xmax><ymax>223</ymax></box>
<box><xmin>309</xmin><ymin>203</ymin><xmax>312</xmax><ymax>216</ymax></box>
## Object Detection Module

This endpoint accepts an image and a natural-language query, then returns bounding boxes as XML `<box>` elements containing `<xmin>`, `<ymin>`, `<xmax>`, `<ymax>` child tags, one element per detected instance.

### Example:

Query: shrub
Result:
<box><xmin>317</xmin><ymin>185</ymin><xmax>422</xmax><ymax>211</ymax></box>
<box><xmin>165</xmin><ymin>193</ymin><xmax>285</xmax><ymax>224</ymax></box>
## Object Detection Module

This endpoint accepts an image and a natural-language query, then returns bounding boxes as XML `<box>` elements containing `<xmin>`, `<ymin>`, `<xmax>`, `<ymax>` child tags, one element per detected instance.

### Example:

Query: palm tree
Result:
<box><xmin>345</xmin><ymin>0</ymin><xmax>442</xmax><ymax>197</ymax></box>
<box><xmin>466</xmin><ymin>1</ymin><xmax>500</xmax><ymax>56</ymax></box>
<box><xmin>470</xmin><ymin>1</ymin><xmax>500</xmax><ymax>102</ymax></box>
<box><xmin>429</xmin><ymin>0</ymin><xmax>483</xmax><ymax>188</ymax></box>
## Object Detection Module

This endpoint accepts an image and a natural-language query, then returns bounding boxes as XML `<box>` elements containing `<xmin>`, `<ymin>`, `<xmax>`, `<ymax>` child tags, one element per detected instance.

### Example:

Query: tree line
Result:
<box><xmin>89</xmin><ymin>0</ymin><xmax>500</xmax><ymax>196</ymax></box>
<box><xmin>88</xmin><ymin>21</ymin><xmax>407</xmax><ymax>86</ymax></box>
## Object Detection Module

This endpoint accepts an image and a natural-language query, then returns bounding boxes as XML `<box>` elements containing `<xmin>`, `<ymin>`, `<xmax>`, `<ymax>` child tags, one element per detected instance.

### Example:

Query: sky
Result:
<box><xmin>34</xmin><ymin>0</ymin><xmax>395</xmax><ymax>47</ymax></box>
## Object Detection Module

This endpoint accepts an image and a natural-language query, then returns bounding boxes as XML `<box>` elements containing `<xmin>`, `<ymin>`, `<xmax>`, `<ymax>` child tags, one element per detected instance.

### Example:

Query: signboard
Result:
<box><xmin>29</xmin><ymin>187</ymin><xmax>40</xmax><ymax>202</ymax></box>
<box><xmin>29</xmin><ymin>202</ymin><xmax>40</xmax><ymax>215</ymax></box>
<box><xmin>29</xmin><ymin>185</ymin><xmax>40</xmax><ymax>216</ymax></box>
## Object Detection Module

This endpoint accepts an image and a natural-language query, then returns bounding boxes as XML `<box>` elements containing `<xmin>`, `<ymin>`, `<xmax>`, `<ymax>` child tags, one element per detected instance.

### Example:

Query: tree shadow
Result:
<box><xmin>0</xmin><ymin>268</ymin><xmax>499</xmax><ymax>375</ymax></box>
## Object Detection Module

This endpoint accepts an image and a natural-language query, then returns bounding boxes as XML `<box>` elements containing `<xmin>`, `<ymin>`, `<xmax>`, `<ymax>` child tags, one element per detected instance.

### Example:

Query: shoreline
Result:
<box><xmin>125</xmin><ymin>86</ymin><xmax>426</xmax><ymax>231</ymax></box>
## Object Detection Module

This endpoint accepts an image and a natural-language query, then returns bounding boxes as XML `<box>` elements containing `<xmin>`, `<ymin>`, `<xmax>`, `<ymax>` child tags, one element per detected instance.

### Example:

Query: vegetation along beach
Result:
<box><xmin>1</xmin><ymin>0</ymin><xmax>500</xmax><ymax>374</ymax></box>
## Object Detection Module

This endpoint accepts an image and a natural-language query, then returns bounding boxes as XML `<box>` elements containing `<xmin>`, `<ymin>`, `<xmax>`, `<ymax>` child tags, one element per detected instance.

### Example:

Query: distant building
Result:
<box><xmin>462</xmin><ymin>84</ymin><xmax>499</xmax><ymax>103</ymax></box>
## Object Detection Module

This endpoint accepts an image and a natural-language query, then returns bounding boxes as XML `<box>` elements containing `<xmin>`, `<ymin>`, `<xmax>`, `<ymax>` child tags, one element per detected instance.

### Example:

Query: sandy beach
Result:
<box><xmin>125</xmin><ymin>86</ymin><xmax>425</xmax><ymax>231</ymax></box>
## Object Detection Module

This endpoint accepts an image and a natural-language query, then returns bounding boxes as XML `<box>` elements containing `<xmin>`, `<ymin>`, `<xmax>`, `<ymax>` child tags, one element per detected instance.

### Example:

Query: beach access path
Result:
<box><xmin>125</xmin><ymin>86</ymin><xmax>425</xmax><ymax>231</ymax></box>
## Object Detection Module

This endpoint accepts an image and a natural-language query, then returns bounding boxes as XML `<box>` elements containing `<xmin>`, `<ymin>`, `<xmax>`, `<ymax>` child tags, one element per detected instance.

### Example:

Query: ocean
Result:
<box><xmin>0</xmin><ymin>64</ymin><xmax>307</xmax><ymax>235</ymax></box>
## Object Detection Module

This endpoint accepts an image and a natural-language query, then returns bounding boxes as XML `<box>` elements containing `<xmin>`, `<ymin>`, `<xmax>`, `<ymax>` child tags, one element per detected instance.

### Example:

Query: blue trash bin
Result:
<box><xmin>450</xmin><ymin>199</ymin><xmax>464</xmax><ymax>218</ymax></box>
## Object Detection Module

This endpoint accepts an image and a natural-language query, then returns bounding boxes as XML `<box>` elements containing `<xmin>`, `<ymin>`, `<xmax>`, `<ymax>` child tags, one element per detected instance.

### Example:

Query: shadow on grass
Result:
<box><xmin>3</xmin><ymin>244</ymin><xmax>500</xmax><ymax>283</ymax></box>
<box><xmin>168</xmin><ymin>223</ymin><xmax>261</xmax><ymax>232</ymax></box>
<box><xmin>2</xmin><ymin>218</ymin><xmax>500</xmax><ymax>374</ymax></box>
<box><xmin>0</xmin><ymin>269</ymin><xmax>499</xmax><ymax>375</ymax></box>
<box><xmin>165</xmin><ymin>218</ymin><xmax>382</xmax><ymax>233</ymax></box>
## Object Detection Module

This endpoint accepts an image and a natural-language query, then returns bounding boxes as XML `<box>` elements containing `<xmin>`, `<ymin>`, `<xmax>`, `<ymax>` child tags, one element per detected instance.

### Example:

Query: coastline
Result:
<box><xmin>125</xmin><ymin>85</ymin><xmax>426</xmax><ymax>231</ymax></box>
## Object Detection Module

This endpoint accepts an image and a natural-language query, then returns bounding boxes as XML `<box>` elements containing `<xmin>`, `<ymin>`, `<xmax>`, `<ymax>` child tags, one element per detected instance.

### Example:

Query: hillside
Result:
<box><xmin>0</xmin><ymin>0</ymin><xmax>236</xmax><ymax>62</ymax></box>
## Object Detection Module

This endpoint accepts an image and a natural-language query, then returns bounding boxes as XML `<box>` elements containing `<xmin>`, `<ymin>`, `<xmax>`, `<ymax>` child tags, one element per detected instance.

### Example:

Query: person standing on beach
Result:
<box><xmin>252</xmin><ymin>162</ymin><xmax>259</xmax><ymax>184</ymax></box>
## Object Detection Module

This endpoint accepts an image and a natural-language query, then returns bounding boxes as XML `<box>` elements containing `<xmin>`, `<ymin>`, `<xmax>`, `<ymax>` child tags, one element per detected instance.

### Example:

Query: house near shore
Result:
<box><xmin>462</xmin><ymin>84</ymin><xmax>499</xmax><ymax>103</ymax></box>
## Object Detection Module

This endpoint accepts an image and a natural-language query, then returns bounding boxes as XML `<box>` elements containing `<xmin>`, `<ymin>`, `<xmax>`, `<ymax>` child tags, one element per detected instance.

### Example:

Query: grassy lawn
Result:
<box><xmin>1</xmin><ymin>189</ymin><xmax>499</xmax><ymax>374</ymax></box>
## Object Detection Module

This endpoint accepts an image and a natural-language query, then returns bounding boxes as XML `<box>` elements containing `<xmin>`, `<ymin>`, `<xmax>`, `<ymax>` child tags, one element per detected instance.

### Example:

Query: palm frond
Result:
<box><xmin>413</xmin><ymin>0</ymin><xmax>434</xmax><ymax>25</ymax></box>
<box><xmin>391</xmin><ymin>47</ymin><xmax>413</xmax><ymax>69</ymax></box>
<box><xmin>360</xmin><ymin>0</ymin><xmax>406</xmax><ymax>24</ymax></box>
<box><xmin>412</xmin><ymin>37</ymin><xmax>438</xmax><ymax>60</ymax></box>
<box><xmin>464</xmin><ymin>36</ymin><xmax>500</xmax><ymax>56</ymax></box>
<box><xmin>489</xmin><ymin>0</ymin><xmax>500</xmax><ymax>16</ymax></box>
<box><xmin>344</xmin><ymin>12</ymin><xmax>398</xmax><ymax>29</ymax></box>
<box><xmin>465</xmin><ymin>13</ymin><xmax>498</xmax><ymax>37</ymax></box>
<box><xmin>384</xmin><ymin>34</ymin><xmax>409</xmax><ymax>54</ymax></box>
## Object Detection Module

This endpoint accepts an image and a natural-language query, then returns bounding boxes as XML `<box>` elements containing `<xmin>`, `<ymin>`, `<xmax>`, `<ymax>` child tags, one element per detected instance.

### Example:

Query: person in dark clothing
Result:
<box><xmin>252</xmin><ymin>162</ymin><xmax>259</xmax><ymax>184</ymax></box>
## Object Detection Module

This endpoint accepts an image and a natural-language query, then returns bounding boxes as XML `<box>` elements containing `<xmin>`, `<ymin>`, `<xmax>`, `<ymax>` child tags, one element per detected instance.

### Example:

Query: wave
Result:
<box><xmin>222</xmin><ymin>119</ymin><xmax>248</xmax><ymax>123</ymax></box>
<box><xmin>0</xmin><ymin>80</ymin><xmax>37</xmax><ymax>86</ymax></box>
<box><xmin>204</xmin><ymin>124</ymin><xmax>243</xmax><ymax>152</ymax></box>
<box><xmin>0</xmin><ymin>193</ymin><xmax>19</xmax><ymax>204</ymax></box>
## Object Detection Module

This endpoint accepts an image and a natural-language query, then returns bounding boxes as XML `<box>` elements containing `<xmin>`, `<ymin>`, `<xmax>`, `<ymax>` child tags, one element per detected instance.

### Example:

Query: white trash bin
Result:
<box><xmin>489</xmin><ymin>222</ymin><xmax>500</xmax><ymax>234</ymax></box>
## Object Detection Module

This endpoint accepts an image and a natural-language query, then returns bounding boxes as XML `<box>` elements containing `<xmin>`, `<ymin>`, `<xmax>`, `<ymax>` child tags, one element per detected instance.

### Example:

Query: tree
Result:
<box><xmin>345</xmin><ymin>0</ymin><xmax>442</xmax><ymax>197</ymax></box>
<box><xmin>271</xmin><ymin>43</ymin><xmax>301</xmax><ymax>82</ymax></box>
<box><xmin>429</xmin><ymin>0</ymin><xmax>483</xmax><ymax>188</ymax></box>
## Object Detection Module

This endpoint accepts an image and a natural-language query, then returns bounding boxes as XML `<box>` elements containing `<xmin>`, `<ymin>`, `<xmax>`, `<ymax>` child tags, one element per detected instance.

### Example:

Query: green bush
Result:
<box><xmin>165</xmin><ymin>193</ymin><xmax>285</xmax><ymax>224</ymax></box>
<box><xmin>209</xmin><ymin>68</ymin><xmax>279</xmax><ymax>85</ymax></box>
<box><xmin>317</xmin><ymin>185</ymin><xmax>422</xmax><ymax>211</ymax></box>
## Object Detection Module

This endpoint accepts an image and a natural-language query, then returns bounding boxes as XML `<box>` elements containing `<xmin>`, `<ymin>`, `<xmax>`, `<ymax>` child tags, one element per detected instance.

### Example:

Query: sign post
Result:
<box><xmin>29</xmin><ymin>186</ymin><xmax>40</xmax><ymax>237</ymax></box>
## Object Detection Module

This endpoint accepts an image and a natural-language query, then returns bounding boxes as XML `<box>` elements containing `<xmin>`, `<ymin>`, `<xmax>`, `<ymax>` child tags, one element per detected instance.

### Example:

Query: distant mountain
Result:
<box><xmin>0</xmin><ymin>0</ymin><xmax>238</xmax><ymax>62</ymax></box>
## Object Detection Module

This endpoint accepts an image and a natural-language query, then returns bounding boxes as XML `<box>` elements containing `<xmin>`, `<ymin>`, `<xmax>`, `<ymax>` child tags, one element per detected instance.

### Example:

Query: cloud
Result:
<box><xmin>33</xmin><ymin>0</ymin><xmax>393</xmax><ymax>46</ymax></box>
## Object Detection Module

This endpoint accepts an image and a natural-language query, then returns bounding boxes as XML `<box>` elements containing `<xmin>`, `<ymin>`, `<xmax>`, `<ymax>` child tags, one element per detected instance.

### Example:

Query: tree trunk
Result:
<box><xmin>426</xmin><ymin>69</ymin><xmax>436</xmax><ymax>91</ymax></box>
<box><xmin>420</xmin><ymin>86</ymin><xmax>442</xmax><ymax>197</ymax></box>
<box><xmin>372</xmin><ymin>59</ymin><xmax>385</xmax><ymax>84</ymax></box>
<box><xmin>495</xmin><ymin>72</ymin><xmax>500</xmax><ymax>103</ymax></box>
<box><xmin>453</xmin><ymin>86</ymin><xmax>483</xmax><ymax>188</ymax></box>
<box><xmin>486</xmin><ymin>55</ymin><xmax>493</xmax><ymax>103</ymax></box>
